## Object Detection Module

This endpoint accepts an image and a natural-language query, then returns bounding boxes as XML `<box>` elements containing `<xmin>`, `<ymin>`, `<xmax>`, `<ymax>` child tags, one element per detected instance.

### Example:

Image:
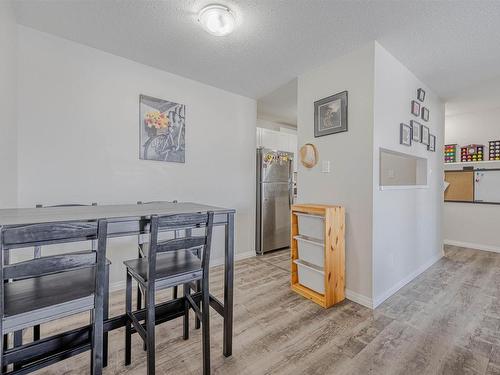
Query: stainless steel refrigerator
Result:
<box><xmin>256</xmin><ymin>148</ymin><xmax>294</xmax><ymax>255</ymax></box>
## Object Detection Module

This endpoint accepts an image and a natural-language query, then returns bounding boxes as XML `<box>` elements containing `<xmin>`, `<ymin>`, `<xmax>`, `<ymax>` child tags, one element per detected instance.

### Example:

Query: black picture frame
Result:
<box><xmin>400</xmin><ymin>123</ymin><xmax>412</xmax><ymax>146</ymax></box>
<box><xmin>314</xmin><ymin>91</ymin><xmax>348</xmax><ymax>137</ymax></box>
<box><xmin>428</xmin><ymin>134</ymin><xmax>436</xmax><ymax>152</ymax></box>
<box><xmin>411</xmin><ymin>100</ymin><xmax>420</xmax><ymax>117</ymax></box>
<box><xmin>421</xmin><ymin>107</ymin><xmax>429</xmax><ymax>122</ymax></box>
<box><xmin>417</xmin><ymin>88</ymin><xmax>426</xmax><ymax>102</ymax></box>
<box><xmin>421</xmin><ymin>125</ymin><xmax>430</xmax><ymax>145</ymax></box>
<box><xmin>410</xmin><ymin>120</ymin><xmax>422</xmax><ymax>142</ymax></box>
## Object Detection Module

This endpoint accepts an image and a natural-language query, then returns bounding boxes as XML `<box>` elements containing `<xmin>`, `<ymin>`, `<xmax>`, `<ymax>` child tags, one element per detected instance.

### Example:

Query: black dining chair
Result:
<box><xmin>30</xmin><ymin>203</ymin><xmax>110</xmax><ymax>368</ymax></box>
<box><xmin>0</xmin><ymin>218</ymin><xmax>108</xmax><ymax>375</ymax></box>
<box><xmin>135</xmin><ymin>201</ymin><xmax>180</xmax><ymax>310</ymax></box>
<box><xmin>3</xmin><ymin>202</ymin><xmax>109</xmax><ymax>370</ymax></box>
<box><xmin>124</xmin><ymin>211</ymin><xmax>214</xmax><ymax>375</ymax></box>
<box><xmin>28</xmin><ymin>203</ymin><xmax>98</xmax><ymax>343</ymax></box>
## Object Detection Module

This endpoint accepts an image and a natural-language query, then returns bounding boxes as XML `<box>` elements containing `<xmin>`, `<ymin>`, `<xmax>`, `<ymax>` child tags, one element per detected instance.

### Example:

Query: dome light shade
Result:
<box><xmin>198</xmin><ymin>4</ymin><xmax>235</xmax><ymax>36</ymax></box>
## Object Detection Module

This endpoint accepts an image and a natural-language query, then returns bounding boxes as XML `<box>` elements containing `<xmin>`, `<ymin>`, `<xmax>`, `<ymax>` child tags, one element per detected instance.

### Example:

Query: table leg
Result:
<box><xmin>223</xmin><ymin>212</ymin><xmax>234</xmax><ymax>357</ymax></box>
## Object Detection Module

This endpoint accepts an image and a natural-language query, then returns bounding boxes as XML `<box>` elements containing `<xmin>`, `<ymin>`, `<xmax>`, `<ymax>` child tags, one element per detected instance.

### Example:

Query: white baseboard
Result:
<box><xmin>110</xmin><ymin>280</ymin><xmax>126</xmax><ymax>292</ymax></box>
<box><xmin>109</xmin><ymin>250</ymin><xmax>256</xmax><ymax>292</ymax></box>
<box><xmin>345</xmin><ymin>289</ymin><xmax>373</xmax><ymax>309</ymax></box>
<box><xmin>372</xmin><ymin>253</ymin><xmax>443</xmax><ymax>308</ymax></box>
<box><xmin>444</xmin><ymin>239</ymin><xmax>500</xmax><ymax>254</ymax></box>
<box><xmin>211</xmin><ymin>250</ymin><xmax>256</xmax><ymax>267</ymax></box>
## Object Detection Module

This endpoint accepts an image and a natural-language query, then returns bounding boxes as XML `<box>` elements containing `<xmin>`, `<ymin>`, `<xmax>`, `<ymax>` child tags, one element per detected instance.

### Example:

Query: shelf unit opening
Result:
<box><xmin>379</xmin><ymin>148</ymin><xmax>428</xmax><ymax>188</ymax></box>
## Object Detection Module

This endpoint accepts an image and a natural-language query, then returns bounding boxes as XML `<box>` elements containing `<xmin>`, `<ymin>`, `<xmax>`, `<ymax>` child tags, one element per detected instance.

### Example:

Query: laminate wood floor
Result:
<box><xmin>26</xmin><ymin>245</ymin><xmax>500</xmax><ymax>374</ymax></box>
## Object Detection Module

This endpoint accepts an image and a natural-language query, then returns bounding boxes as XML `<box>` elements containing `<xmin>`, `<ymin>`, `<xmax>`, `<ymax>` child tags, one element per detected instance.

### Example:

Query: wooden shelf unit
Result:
<box><xmin>291</xmin><ymin>204</ymin><xmax>345</xmax><ymax>308</ymax></box>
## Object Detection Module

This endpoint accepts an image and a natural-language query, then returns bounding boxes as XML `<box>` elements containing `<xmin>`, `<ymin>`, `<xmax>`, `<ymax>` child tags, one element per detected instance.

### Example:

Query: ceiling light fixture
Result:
<box><xmin>198</xmin><ymin>4</ymin><xmax>235</xmax><ymax>36</ymax></box>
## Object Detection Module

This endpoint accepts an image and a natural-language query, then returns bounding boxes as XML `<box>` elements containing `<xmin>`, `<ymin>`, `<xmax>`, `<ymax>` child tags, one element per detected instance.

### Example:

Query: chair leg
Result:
<box><xmin>32</xmin><ymin>248</ymin><xmax>42</xmax><ymax>342</ymax></box>
<box><xmin>13</xmin><ymin>330</ymin><xmax>22</xmax><ymax>371</ymax></box>
<box><xmin>202</xmin><ymin>281</ymin><xmax>211</xmax><ymax>375</ymax></box>
<box><xmin>136</xmin><ymin>249</ymin><xmax>143</xmax><ymax>311</ymax></box>
<box><xmin>0</xmin><ymin>322</ymin><xmax>3</xmax><ymax>375</ymax></box>
<box><xmin>146</xmin><ymin>284</ymin><xmax>156</xmax><ymax>375</ymax></box>
<box><xmin>195</xmin><ymin>280</ymin><xmax>201</xmax><ymax>330</ymax></box>
<box><xmin>183</xmin><ymin>283</ymin><xmax>189</xmax><ymax>340</ymax></box>
<box><xmin>103</xmin><ymin>265</ymin><xmax>110</xmax><ymax>368</ymax></box>
<box><xmin>141</xmin><ymin>283</ymin><xmax>147</xmax><ymax>352</ymax></box>
<box><xmin>90</xmin><ymin>312</ymin><xmax>95</xmax><ymax>374</ymax></box>
<box><xmin>136</xmin><ymin>286</ymin><xmax>142</xmax><ymax>311</ymax></box>
<box><xmin>2</xmin><ymin>333</ymin><xmax>7</xmax><ymax>373</ymax></box>
<box><xmin>91</xmin><ymin>277</ymin><xmax>104</xmax><ymax>375</ymax></box>
<box><xmin>125</xmin><ymin>272</ymin><xmax>132</xmax><ymax>366</ymax></box>
<box><xmin>33</xmin><ymin>325</ymin><xmax>40</xmax><ymax>341</ymax></box>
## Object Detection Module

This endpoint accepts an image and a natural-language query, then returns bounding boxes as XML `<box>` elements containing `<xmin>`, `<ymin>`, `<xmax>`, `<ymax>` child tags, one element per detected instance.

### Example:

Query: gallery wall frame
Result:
<box><xmin>400</xmin><ymin>123</ymin><xmax>412</xmax><ymax>146</ymax></box>
<box><xmin>411</xmin><ymin>120</ymin><xmax>422</xmax><ymax>142</ymax></box>
<box><xmin>421</xmin><ymin>124</ymin><xmax>430</xmax><ymax>146</ymax></box>
<box><xmin>428</xmin><ymin>134</ymin><xmax>436</xmax><ymax>152</ymax></box>
<box><xmin>411</xmin><ymin>100</ymin><xmax>421</xmax><ymax>117</ymax></box>
<box><xmin>421</xmin><ymin>107</ymin><xmax>430</xmax><ymax>122</ymax></box>
<box><xmin>417</xmin><ymin>88</ymin><xmax>426</xmax><ymax>102</ymax></box>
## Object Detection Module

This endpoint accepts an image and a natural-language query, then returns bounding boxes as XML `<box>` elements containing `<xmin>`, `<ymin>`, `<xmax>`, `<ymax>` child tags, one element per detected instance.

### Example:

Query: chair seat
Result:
<box><xmin>3</xmin><ymin>266</ymin><xmax>105</xmax><ymax>333</ymax></box>
<box><xmin>138</xmin><ymin>242</ymin><xmax>200</xmax><ymax>258</ymax></box>
<box><xmin>124</xmin><ymin>250</ymin><xmax>202</xmax><ymax>285</ymax></box>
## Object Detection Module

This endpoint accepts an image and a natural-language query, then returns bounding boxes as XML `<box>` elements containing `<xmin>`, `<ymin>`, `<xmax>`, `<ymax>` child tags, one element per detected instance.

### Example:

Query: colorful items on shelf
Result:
<box><xmin>489</xmin><ymin>140</ymin><xmax>500</xmax><ymax>161</ymax></box>
<box><xmin>461</xmin><ymin>144</ymin><xmax>484</xmax><ymax>162</ymax></box>
<box><xmin>444</xmin><ymin>144</ymin><xmax>457</xmax><ymax>163</ymax></box>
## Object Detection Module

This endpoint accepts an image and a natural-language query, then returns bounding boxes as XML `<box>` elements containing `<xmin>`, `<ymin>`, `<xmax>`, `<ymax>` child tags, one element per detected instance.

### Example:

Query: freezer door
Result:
<box><xmin>260</xmin><ymin>150</ymin><xmax>293</xmax><ymax>183</ymax></box>
<box><xmin>260</xmin><ymin>182</ymin><xmax>291</xmax><ymax>252</ymax></box>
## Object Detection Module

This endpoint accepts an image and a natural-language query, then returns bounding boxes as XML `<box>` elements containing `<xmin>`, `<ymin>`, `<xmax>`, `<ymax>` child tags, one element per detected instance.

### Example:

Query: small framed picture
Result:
<box><xmin>314</xmin><ymin>91</ymin><xmax>348</xmax><ymax>137</ymax></box>
<box><xmin>417</xmin><ymin>88</ymin><xmax>426</xmax><ymax>102</ymax></box>
<box><xmin>421</xmin><ymin>107</ymin><xmax>429</xmax><ymax>122</ymax></box>
<box><xmin>411</xmin><ymin>100</ymin><xmax>420</xmax><ymax>117</ymax></box>
<box><xmin>400</xmin><ymin>123</ymin><xmax>412</xmax><ymax>146</ymax></box>
<box><xmin>411</xmin><ymin>120</ymin><xmax>421</xmax><ymax>142</ymax></box>
<box><xmin>428</xmin><ymin>134</ymin><xmax>436</xmax><ymax>152</ymax></box>
<box><xmin>421</xmin><ymin>125</ymin><xmax>430</xmax><ymax>145</ymax></box>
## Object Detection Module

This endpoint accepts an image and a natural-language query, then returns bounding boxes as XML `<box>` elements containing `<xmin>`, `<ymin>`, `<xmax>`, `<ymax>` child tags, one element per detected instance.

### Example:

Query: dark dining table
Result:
<box><xmin>0</xmin><ymin>202</ymin><xmax>235</xmax><ymax>370</ymax></box>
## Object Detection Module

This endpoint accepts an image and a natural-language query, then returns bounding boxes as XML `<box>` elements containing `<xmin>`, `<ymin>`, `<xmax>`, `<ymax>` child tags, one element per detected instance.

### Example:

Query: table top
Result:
<box><xmin>0</xmin><ymin>202</ymin><xmax>234</xmax><ymax>226</ymax></box>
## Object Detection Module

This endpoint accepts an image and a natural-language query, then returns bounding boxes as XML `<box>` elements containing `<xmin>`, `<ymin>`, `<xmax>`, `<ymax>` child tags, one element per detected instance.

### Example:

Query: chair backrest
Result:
<box><xmin>147</xmin><ymin>212</ymin><xmax>214</xmax><ymax>282</ymax></box>
<box><xmin>137</xmin><ymin>200</ymin><xmax>179</xmax><ymax>244</ymax></box>
<box><xmin>34</xmin><ymin>203</ymin><xmax>98</xmax><ymax>253</ymax></box>
<box><xmin>0</xmin><ymin>219</ymin><xmax>108</xmax><ymax>305</ymax></box>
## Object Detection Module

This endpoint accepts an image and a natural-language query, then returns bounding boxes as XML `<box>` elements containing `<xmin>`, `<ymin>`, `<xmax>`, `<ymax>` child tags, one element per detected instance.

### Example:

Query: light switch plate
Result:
<box><xmin>321</xmin><ymin>160</ymin><xmax>330</xmax><ymax>173</ymax></box>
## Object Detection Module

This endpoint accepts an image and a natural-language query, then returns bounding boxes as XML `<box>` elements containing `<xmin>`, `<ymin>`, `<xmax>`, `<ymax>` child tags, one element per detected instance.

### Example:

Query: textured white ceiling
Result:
<box><xmin>446</xmin><ymin>76</ymin><xmax>500</xmax><ymax>117</ymax></box>
<box><xmin>14</xmin><ymin>0</ymin><xmax>500</xmax><ymax>100</ymax></box>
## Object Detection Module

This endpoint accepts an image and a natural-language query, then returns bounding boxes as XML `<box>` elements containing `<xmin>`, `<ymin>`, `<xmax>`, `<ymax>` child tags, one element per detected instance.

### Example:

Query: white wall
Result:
<box><xmin>372</xmin><ymin>43</ymin><xmax>445</xmax><ymax>307</ymax></box>
<box><xmin>297</xmin><ymin>44</ymin><xmax>375</xmax><ymax>304</ymax></box>
<box><xmin>446</xmin><ymin>107</ymin><xmax>500</xmax><ymax>149</ymax></box>
<box><xmin>444</xmin><ymin>104</ymin><xmax>500</xmax><ymax>251</ymax></box>
<box><xmin>17</xmin><ymin>26</ymin><xmax>257</xmax><ymax>288</ymax></box>
<box><xmin>256</xmin><ymin>126</ymin><xmax>298</xmax><ymax>171</ymax></box>
<box><xmin>0</xmin><ymin>1</ymin><xmax>18</xmax><ymax>208</ymax></box>
<box><xmin>444</xmin><ymin>201</ymin><xmax>500</xmax><ymax>252</ymax></box>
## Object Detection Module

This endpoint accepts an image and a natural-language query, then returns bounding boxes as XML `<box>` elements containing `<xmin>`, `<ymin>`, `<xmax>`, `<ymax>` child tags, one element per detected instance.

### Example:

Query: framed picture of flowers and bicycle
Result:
<box><xmin>139</xmin><ymin>94</ymin><xmax>185</xmax><ymax>163</ymax></box>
